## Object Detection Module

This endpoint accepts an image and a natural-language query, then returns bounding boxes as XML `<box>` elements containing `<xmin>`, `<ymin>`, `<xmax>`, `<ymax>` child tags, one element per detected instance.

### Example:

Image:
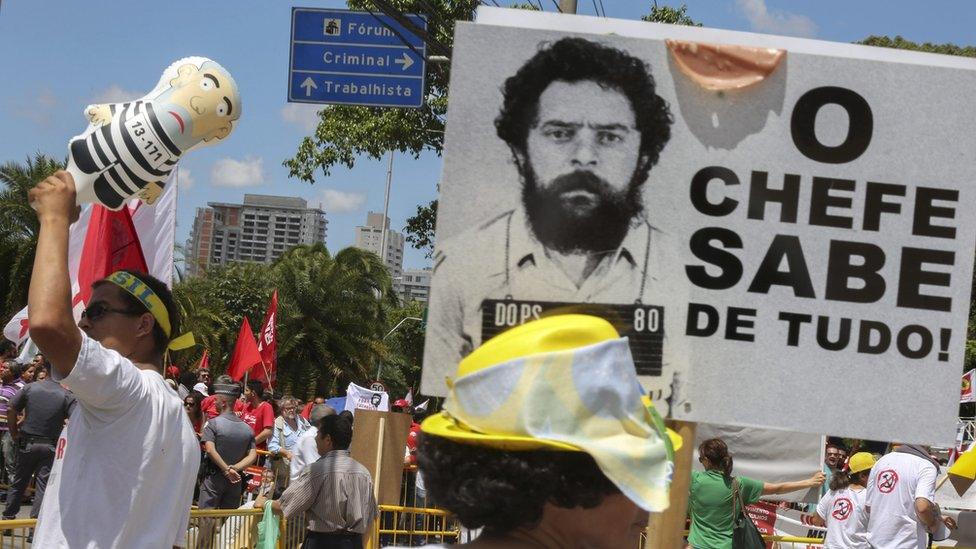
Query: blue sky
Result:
<box><xmin>1</xmin><ymin>1</ymin><xmax>973</xmax><ymax>270</ymax></box>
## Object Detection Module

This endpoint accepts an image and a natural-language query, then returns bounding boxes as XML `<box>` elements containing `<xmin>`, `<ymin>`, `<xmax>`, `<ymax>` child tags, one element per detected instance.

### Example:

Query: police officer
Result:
<box><xmin>198</xmin><ymin>379</ymin><xmax>257</xmax><ymax>549</ymax></box>
<box><xmin>2</xmin><ymin>364</ymin><xmax>75</xmax><ymax>520</ymax></box>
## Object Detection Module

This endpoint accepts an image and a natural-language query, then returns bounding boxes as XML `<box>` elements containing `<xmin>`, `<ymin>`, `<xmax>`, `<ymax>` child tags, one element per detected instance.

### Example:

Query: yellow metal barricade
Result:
<box><xmin>0</xmin><ymin>513</ymin><xmax>974</xmax><ymax>549</ymax></box>
<box><xmin>368</xmin><ymin>504</ymin><xmax>460</xmax><ymax>549</ymax></box>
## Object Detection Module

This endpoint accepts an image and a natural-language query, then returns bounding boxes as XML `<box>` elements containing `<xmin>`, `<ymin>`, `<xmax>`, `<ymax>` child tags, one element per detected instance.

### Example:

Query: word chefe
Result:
<box><xmin>685</xmin><ymin>87</ymin><xmax>959</xmax><ymax>361</ymax></box>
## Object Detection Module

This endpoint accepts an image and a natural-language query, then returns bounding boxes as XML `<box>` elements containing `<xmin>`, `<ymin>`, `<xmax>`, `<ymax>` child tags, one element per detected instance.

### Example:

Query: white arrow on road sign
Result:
<box><xmin>394</xmin><ymin>52</ymin><xmax>414</xmax><ymax>71</ymax></box>
<box><xmin>301</xmin><ymin>77</ymin><xmax>317</xmax><ymax>97</ymax></box>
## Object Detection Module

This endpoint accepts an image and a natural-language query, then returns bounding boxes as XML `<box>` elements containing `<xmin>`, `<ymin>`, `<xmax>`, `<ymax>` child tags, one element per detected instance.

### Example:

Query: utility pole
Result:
<box><xmin>379</xmin><ymin>151</ymin><xmax>394</xmax><ymax>273</ymax></box>
<box><xmin>559</xmin><ymin>0</ymin><xmax>577</xmax><ymax>13</ymax></box>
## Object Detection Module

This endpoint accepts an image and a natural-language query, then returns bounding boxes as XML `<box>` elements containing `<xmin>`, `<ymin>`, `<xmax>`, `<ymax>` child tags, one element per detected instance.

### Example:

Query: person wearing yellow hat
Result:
<box><xmin>811</xmin><ymin>451</ymin><xmax>875</xmax><ymax>548</ymax></box>
<box><xmin>25</xmin><ymin>172</ymin><xmax>199</xmax><ymax>548</ymax></box>
<box><xmin>405</xmin><ymin>314</ymin><xmax>678</xmax><ymax>549</ymax></box>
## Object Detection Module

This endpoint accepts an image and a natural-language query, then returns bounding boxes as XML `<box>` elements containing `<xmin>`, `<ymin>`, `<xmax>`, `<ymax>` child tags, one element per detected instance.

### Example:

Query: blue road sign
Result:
<box><xmin>289</xmin><ymin>8</ymin><xmax>427</xmax><ymax>108</ymax></box>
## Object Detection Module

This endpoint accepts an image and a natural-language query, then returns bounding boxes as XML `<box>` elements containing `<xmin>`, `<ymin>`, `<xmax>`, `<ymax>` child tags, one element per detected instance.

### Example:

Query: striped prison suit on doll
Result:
<box><xmin>69</xmin><ymin>101</ymin><xmax>179</xmax><ymax>209</ymax></box>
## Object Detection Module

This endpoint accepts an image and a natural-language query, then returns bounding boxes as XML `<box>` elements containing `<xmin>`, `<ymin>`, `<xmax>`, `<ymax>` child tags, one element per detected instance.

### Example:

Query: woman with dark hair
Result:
<box><xmin>183</xmin><ymin>390</ymin><xmax>205</xmax><ymax>438</ymax></box>
<box><xmin>687</xmin><ymin>438</ymin><xmax>825</xmax><ymax>549</ymax></box>
<box><xmin>810</xmin><ymin>452</ymin><xmax>875</xmax><ymax>548</ymax></box>
<box><xmin>400</xmin><ymin>314</ymin><xmax>680</xmax><ymax>549</ymax></box>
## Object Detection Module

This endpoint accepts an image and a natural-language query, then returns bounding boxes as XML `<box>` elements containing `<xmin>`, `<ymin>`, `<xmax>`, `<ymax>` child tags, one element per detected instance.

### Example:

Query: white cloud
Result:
<box><xmin>176</xmin><ymin>168</ymin><xmax>196</xmax><ymax>190</ymax></box>
<box><xmin>12</xmin><ymin>88</ymin><xmax>58</xmax><ymax>126</ymax></box>
<box><xmin>737</xmin><ymin>0</ymin><xmax>817</xmax><ymax>38</ymax></box>
<box><xmin>281</xmin><ymin>103</ymin><xmax>322</xmax><ymax>133</ymax></box>
<box><xmin>91</xmin><ymin>85</ymin><xmax>142</xmax><ymax>104</ymax></box>
<box><xmin>320</xmin><ymin>188</ymin><xmax>367</xmax><ymax>213</ymax></box>
<box><xmin>211</xmin><ymin>157</ymin><xmax>265</xmax><ymax>187</ymax></box>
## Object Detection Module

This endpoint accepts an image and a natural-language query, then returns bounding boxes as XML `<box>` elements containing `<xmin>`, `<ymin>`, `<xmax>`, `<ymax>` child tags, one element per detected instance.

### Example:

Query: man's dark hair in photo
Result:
<box><xmin>91</xmin><ymin>269</ymin><xmax>180</xmax><ymax>359</ymax></box>
<box><xmin>494</xmin><ymin>37</ymin><xmax>673</xmax><ymax>255</ymax></box>
<box><xmin>319</xmin><ymin>414</ymin><xmax>353</xmax><ymax>450</ymax></box>
<box><xmin>495</xmin><ymin>37</ymin><xmax>673</xmax><ymax>183</ymax></box>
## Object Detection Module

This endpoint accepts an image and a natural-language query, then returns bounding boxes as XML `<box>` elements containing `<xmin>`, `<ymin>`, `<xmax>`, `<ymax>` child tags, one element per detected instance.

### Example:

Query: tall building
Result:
<box><xmin>354</xmin><ymin>211</ymin><xmax>404</xmax><ymax>279</ymax></box>
<box><xmin>186</xmin><ymin>194</ymin><xmax>327</xmax><ymax>275</ymax></box>
<box><xmin>394</xmin><ymin>267</ymin><xmax>432</xmax><ymax>304</ymax></box>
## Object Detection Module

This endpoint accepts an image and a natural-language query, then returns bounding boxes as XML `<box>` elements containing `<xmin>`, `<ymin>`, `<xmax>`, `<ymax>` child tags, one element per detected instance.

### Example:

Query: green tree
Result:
<box><xmin>173</xmin><ymin>245</ymin><xmax>399</xmax><ymax>398</ymax></box>
<box><xmin>272</xmin><ymin>244</ymin><xmax>397</xmax><ymax>397</ymax></box>
<box><xmin>172</xmin><ymin>261</ymin><xmax>275</xmax><ymax>373</ymax></box>
<box><xmin>857</xmin><ymin>35</ymin><xmax>976</xmax><ymax>58</ymax></box>
<box><xmin>404</xmin><ymin>199</ymin><xmax>438</xmax><ymax>259</ymax></box>
<box><xmin>379</xmin><ymin>300</ymin><xmax>427</xmax><ymax>398</ymax></box>
<box><xmin>642</xmin><ymin>3</ymin><xmax>700</xmax><ymax>26</ymax></box>
<box><xmin>0</xmin><ymin>154</ymin><xmax>64</xmax><ymax>317</ymax></box>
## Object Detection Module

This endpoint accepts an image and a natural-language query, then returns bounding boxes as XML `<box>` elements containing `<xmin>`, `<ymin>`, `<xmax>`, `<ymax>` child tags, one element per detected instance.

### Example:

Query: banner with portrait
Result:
<box><xmin>422</xmin><ymin>7</ymin><xmax>976</xmax><ymax>444</ymax></box>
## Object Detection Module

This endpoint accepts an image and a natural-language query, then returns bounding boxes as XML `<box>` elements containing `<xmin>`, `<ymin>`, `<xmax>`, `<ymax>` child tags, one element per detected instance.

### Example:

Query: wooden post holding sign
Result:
<box><xmin>647</xmin><ymin>421</ymin><xmax>696</xmax><ymax>549</ymax></box>
<box><xmin>349</xmin><ymin>409</ymin><xmax>413</xmax><ymax>505</ymax></box>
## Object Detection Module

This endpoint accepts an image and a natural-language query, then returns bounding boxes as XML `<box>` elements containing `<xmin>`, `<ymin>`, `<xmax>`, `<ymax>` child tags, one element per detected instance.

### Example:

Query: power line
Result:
<box><xmin>597</xmin><ymin>0</ymin><xmax>606</xmax><ymax>17</ymax></box>
<box><xmin>550</xmin><ymin>0</ymin><xmax>562</xmax><ymax>12</ymax></box>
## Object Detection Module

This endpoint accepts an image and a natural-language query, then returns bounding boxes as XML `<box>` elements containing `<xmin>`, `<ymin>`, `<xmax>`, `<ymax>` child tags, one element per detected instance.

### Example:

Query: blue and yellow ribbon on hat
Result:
<box><xmin>104</xmin><ymin>271</ymin><xmax>195</xmax><ymax>351</ymax></box>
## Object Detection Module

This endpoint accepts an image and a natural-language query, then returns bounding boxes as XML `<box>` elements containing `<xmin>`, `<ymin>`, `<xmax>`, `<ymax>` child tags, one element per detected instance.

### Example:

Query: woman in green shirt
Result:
<box><xmin>687</xmin><ymin>438</ymin><xmax>825</xmax><ymax>549</ymax></box>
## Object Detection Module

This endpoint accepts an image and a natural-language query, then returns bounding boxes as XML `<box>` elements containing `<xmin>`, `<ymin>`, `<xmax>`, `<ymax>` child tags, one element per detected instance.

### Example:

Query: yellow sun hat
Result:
<box><xmin>848</xmin><ymin>452</ymin><xmax>875</xmax><ymax>474</ymax></box>
<box><xmin>422</xmin><ymin>314</ymin><xmax>680</xmax><ymax>512</ymax></box>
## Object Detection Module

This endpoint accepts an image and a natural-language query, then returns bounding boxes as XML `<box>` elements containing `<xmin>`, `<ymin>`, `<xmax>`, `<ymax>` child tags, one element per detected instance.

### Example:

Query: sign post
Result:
<box><xmin>288</xmin><ymin>8</ymin><xmax>427</xmax><ymax>107</ymax></box>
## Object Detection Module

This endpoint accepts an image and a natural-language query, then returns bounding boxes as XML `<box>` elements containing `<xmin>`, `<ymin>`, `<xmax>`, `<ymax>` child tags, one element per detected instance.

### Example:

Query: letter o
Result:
<box><xmin>791</xmin><ymin>87</ymin><xmax>873</xmax><ymax>164</ymax></box>
<box><xmin>896</xmin><ymin>324</ymin><xmax>933</xmax><ymax>359</ymax></box>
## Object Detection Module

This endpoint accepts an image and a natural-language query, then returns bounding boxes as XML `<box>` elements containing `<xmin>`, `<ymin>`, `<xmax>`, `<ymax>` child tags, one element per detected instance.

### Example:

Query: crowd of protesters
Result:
<box><xmin>6</xmin><ymin>170</ymin><xmax>965</xmax><ymax>549</ymax></box>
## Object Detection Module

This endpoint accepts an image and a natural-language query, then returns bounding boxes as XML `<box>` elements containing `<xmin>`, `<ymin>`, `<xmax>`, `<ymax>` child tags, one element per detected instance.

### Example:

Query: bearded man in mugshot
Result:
<box><xmin>427</xmin><ymin>37</ymin><xmax>684</xmax><ymax>409</ymax></box>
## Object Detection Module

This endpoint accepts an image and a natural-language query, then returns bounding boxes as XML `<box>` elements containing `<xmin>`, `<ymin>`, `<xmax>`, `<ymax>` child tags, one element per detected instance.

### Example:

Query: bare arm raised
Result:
<box><xmin>27</xmin><ymin>171</ymin><xmax>81</xmax><ymax>378</ymax></box>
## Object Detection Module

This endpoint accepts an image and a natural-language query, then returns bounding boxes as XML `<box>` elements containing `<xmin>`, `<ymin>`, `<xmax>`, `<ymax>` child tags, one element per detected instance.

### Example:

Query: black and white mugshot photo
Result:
<box><xmin>424</xmin><ymin>29</ymin><xmax>694</xmax><ymax>415</ymax></box>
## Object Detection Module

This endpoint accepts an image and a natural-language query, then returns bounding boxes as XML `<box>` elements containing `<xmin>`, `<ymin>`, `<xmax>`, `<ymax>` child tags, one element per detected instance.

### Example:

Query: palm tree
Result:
<box><xmin>172</xmin><ymin>261</ymin><xmax>275</xmax><ymax>373</ymax></box>
<box><xmin>0</xmin><ymin>154</ymin><xmax>64</xmax><ymax>317</ymax></box>
<box><xmin>273</xmin><ymin>244</ymin><xmax>397</xmax><ymax>396</ymax></box>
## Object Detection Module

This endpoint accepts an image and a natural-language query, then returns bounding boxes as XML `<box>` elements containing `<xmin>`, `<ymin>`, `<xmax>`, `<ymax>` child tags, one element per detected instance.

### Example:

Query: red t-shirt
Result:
<box><xmin>300</xmin><ymin>401</ymin><xmax>314</xmax><ymax>420</ymax></box>
<box><xmin>406</xmin><ymin>422</ymin><xmax>421</xmax><ymax>465</ymax></box>
<box><xmin>200</xmin><ymin>395</ymin><xmax>220</xmax><ymax>420</ymax></box>
<box><xmin>235</xmin><ymin>400</ymin><xmax>274</xmax><ymax>449</ymax></box>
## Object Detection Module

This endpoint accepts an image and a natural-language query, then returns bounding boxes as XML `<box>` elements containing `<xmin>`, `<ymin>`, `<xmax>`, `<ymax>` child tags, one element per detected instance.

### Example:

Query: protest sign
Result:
<box><xmin>348</xmin><ymin>410</ymin><xmax>412</xmax><ymax>505</ymax></box>
<box><xmin>344</xmin><ymin>382</ymin><xmax>390</xmax><ymax>414</ymax></box>
<box><xmin>422</xmin><ymin>7</ymin><xmax>976</xmax><ymax>444</ymax></box>
<box><xmin>693</xmin><ymin>423</ymin><xmax>823</xmax><ymax>503</ymax></box>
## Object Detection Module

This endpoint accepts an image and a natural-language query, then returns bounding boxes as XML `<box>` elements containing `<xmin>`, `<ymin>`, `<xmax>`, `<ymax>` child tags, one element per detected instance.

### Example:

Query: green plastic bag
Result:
<box><xmin>256</xmin><ymin>500</ymin><xmax>280</xmax><ymax>549</ymax></box>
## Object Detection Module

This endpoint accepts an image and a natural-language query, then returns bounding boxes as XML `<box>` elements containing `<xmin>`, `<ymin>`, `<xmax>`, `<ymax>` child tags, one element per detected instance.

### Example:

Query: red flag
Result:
<box><xmin>6</xmin><ymin>181</ymin><xmax>176</xmax><ymax>346</ymax></box>
<box><xmin>253</xmin><ymin>290</ymin><xmax>278</xmax><ymax>385</ymax></box>
<box><xmin>197</xmin><ymin>349</ymin><xmax>210</xmax><ymax>372</ymax></box>
<box><xmin>227</xmin><ymin>318</ymin><xmax>263</xmax><ymax>381</ymax></box>
<box><xmin>72</xmin><ymin>204</ymin><xmax>149</xmax><ymax>309</ymax></box>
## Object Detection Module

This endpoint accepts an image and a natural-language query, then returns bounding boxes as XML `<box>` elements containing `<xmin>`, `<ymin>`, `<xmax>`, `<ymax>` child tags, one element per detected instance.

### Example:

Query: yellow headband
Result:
<box><xmin>104</xmin><ymin>271</ymin><xmax>195</xmax><ymax>351</ymax></box>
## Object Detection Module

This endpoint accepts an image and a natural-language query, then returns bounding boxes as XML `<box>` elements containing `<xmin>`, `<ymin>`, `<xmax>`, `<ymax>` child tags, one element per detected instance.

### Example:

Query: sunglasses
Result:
<box><xmin>81</xmin><ymin>302</ymin><xmax>143</xmax><ymax>322</ymax></box>
<box><xmin>184</xmin><ymin>402</ymin><xmax>194</xmax><ymax>407</ymax></box>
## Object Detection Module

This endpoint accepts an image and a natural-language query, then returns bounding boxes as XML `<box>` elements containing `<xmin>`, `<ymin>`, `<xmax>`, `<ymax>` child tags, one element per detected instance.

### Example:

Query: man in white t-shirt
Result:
<box><xmin>865</xmin><ymin>444</ymin><xmax>956</xmax><ymax>549</ymax></box>
<box><xmin>25</xmin><ymin>171</ymin><xmax>200</xmax><ymax>548</ymax></box>
<box><xmin>289</xmin><ymin>403</ymin><xmax>334</xmax><ymax>482</ymax></box>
